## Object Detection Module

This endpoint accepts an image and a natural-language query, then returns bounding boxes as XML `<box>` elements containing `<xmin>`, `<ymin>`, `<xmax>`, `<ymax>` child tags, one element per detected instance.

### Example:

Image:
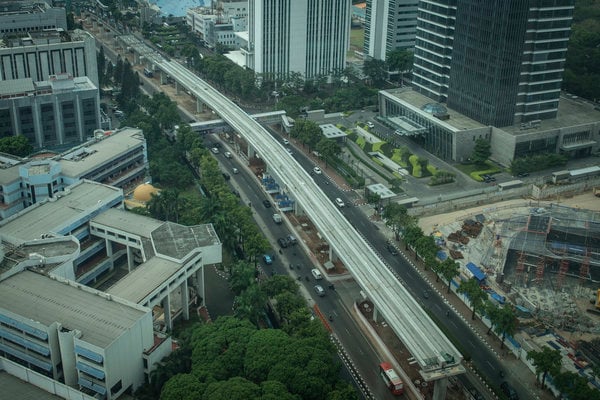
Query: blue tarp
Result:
<box><xmin>490</xmin><ymin>293</ymin><xmax>505</xmax><ymax>304</ymax></box>
<box><xmin>466</xmin><ymin>262</ymin><xmax>486</xmax><ymax>282</ymax></box>
<box><xmin>437</xmin><ymin>251</ymin><xmax>448</xmax><ymax>260</ymax></box>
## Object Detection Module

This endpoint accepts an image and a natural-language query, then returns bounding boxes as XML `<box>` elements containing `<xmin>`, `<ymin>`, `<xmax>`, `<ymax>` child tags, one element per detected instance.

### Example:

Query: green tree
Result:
<box><xmin>403</xmin><ymin>225</ymin><xmax>424</xmax><ymax>249</ymax></box>
<box><xmin>386</xmin><ymin>49</ymin><xmax>414</xmax><ymax>77</ymax></box>
<box><xmin>262</xmin><ymin>275</ymin><xmax>299</xmax><ymax>297</ymax></box>
<box><xmin>489</xmin><ymin>304</ymin><xmax>518</xmax><ymax>349</ymax></box>
<box><xmin>316</xmin><ymin>138</ymin><xmax>340</xmax><ymax>167</ymax></box>
<box><xmin>229</xmin><ymin>261</ymin><xmax>257</xmax><ymax>295</ymax></box>
<box><xmin>439</xmin><ymin>258</ymin><xmax>460</xmax><ymax>293</ymax></box>
<box><xmin>470</xmin><ymin>138</ymin><xmax>491</xmax><ymax>166</ymax></box>
<box><xmin>202</xmin><ymin>377</ymin><xmax>261</xmax><ymax>400</ymax></box>
<box><xmin>526</xmin><ymin>346</ymin><xmax>562</xmax><ymax>388</ymax></box>
<box><xmin>160</xmin><ymin>373</ymin><xmax>204</xmax><ymax>400</ymax></box>
<box><xmin>0</xmin><ymin>135</ymin><xmax>33</xmax><ymax>156</ymax></box>
<box><xmin>291</xmin><ymin>119</ymin><xmax>322</xmax><ymax>151</ymax></box>
<box><xmin>382</xmin><ymin>203</ymin><xmax>416</xmax><ymax>241</ymax></box>
<box><xmin>362</xmin><ymin>58</ymin><xmax>387</xmax><ymax>85</ymax></box>
<box><xmin>234</xmin><ymin>284</ymin><xmax>268</xmax><ymax>327</ymax></box>
<box><xmin>457</xmin><ymin>278</ymin><xmax>487</xmax><ymax>320</ymax></box>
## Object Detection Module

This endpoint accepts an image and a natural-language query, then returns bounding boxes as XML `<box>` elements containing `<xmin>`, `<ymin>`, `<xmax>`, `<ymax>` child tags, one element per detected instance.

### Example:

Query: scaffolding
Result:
<box><xmin>516</xmin><ymin>251</ymin><xmax>526</xmax><ymax>285</ymax></box>
<box><xmin>580</xmin><ymin>254</ymin><xmax>591</xmax><ymax>282</ymax></box>
<box><xmin>557</xmin><ymin>259</ymin><xmax>569</xmax><ymax>289</ymax></box>
<box><xmin>535</xmin><ymin>256</ymin><xmax>546</xmax><ymax>285</ymax></box>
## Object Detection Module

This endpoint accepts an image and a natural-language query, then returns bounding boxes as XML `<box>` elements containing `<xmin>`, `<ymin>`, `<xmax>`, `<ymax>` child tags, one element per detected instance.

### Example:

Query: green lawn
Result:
<box><xmin>349</xmin><ymin>28</ymin><xmax>364</xmax><ymax>52</ymax></box>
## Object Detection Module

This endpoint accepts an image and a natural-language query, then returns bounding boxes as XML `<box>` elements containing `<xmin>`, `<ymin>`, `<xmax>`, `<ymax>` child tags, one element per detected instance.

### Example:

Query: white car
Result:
<box><xmin>313</xmin><ymin>167</ymin><xmax>322</xmax><ymax>174</ymax></box>
<box><xmin>335</xmin><ymin>197</ymin><xmax>345</xmax><ymax>208</ymax></box>
<box><xmin>366</xmin><ymin>121</ymin><xmax>375</xmax><ymax>128</ymax></box>
<box><xmin>314</xmin><ymin>285</ymin><xmax>325</xmax><ymax>297</ymax></box>
<box><xmin>224</xmin><ymin>151</ymin><xmax>232</xmax><ymax>158</ymax></box>
<box><xmin>285</xmin><ymin>148</ymin><xmax>293</xmax><ymax>155</ymax></box>
<box><xmin>283</xmin><ymin>138</ymin><xmax>290</xmax><ymax>145</ymax></box>
<box><xmin>210</xmin><ymin>147</ymin><xmax>219</xmax><ymax>154</ymax></box>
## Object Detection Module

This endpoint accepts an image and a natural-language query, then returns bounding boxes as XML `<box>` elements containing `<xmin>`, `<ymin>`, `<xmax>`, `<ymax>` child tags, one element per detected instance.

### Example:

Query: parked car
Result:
<box><xmin>210</xmin><ymin>147</ymin><xmax>219</xmax><ymax>154</ymax></box>
<box><xmin>263</xmin><ymin>254</ymin><xmax>273</xmax><ymax>265</ymax></box>
<box><xmin>263</xmin><ymin>200</ymin><xmax>272</xmax><ymax>208</ymax></box>
<box><xmin>366</xmin><ymin>121</ymin><xmax>375</xmax><ymax>128</ymax></box>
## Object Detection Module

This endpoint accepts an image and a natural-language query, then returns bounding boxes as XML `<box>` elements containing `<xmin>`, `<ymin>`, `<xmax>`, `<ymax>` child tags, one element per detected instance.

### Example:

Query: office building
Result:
<box><xmin>0</xmin><ymin>29</ymin><xmax>99</xmax><ymax>87</ymax></box>
<box><xmin>0</xmin><ymin>0</ymin><xmax>67</xmax><ymax>34</ymax></box>
<box><xmin>0</xmin><ymin>127</ymin><xmax>148</xmax><ymax>220</ymax></box>
<box><xmin>0</xmin><ymin>179</ymin><xmax>222</xmax><ymax>399</ymax></box>
<box><xmin>412</xmin><ymin>0</ymin><xmax>575</xmax><ymax>127</ymax></box>
<box><xmin>363</xmin><ymin>0</ymin><xmax>419</xmax><ymax>61</ymax></box>
<box><xmin>0</xmin><ymin>74</ymin><xmax>100</xmax><ymax>149</ymax></box>
<box><xmin>246</xmin><ymin>0</ymin><xmax>351</xmax><ymax>79</ymax></box>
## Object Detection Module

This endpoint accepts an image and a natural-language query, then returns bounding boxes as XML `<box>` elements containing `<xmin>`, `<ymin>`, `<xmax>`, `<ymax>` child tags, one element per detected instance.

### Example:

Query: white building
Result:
<box><xmin>245</xmin><ymin>0</ymin><xmax>351</xmax><ymax>79</ymax></box>
<box><xmin>0</xmin><ymin>0</ymin><xmax>67</xmax><ymax>34</ymax></box>
<box><xmin>187</xmin><ymin>2</ymin><xmax>248</xmax><ymax>49</ymax></box>
<box><xmin>363</xmin><ymin>0</ymin><xmax>418</xmax><ymax>61</ymax></box>
<box><xmin>0</xmin><ymin>74</ymin><xmax>100</xmax><ymax>149</ymax></box>
<box><xmin>0</xmin><ymin>29</ymin><xmax>99</xmax><ymax>87</ymax></box>
<box><xmin>0</xmin><ymin>127</ymin><xmax>148</xmax><ymax>220</ymax></box>
<box><xmin>0</xmin><ymin>179</ymin><xmax>222</xmax><ymax>399</ymax></box>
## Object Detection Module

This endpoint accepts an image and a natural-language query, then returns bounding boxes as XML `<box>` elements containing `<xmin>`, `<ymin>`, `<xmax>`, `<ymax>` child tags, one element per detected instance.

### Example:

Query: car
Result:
<box><xmin>314</xmin><ymin>285</ymin><xmax>325</xmax><ymax>297</ymax></box>
<box><xmin>517</xmin><ymin>172</ymin><xmax>529</xmax><ymax>178</ymax></box>
<box><xmin>232</xmin><ymin>167</ymin><xmax>239</xmax><ymax>174</ymax></box>
<box><xmin>263</xmin><ymin>254</ymin><xmax>273</xmax><ymax>265</ymax></box>
<box><xmin>387</xmin><ymin>243</ymin><xmax>399</xmax><ymax>256</ymax></box>
<box><xmin>210</xmin><ymin>147</ymin><xmax>219</xmax><ymax>154</ymax></box>
<box><xmin>366</xmin><ymin>121</ymin><xmax>375</xmax><ymax>128</ymax></box>
<box><xmin>222</xmin><ymin>172</ymin><xmax>230</xmax><ymax>181</ymax></box>
<box><xmin>285</xmin><ymin>148</ymin><xmax>293</xmax><ymax>155</ymax></box>
<box><xmin>262</xmin><ymin>200</ymin><xmax>272</xmax><ymax>208</ymax></box>
<box><xmin>500</xmin><ymin>382</ymin><xmax>519</xmax><ymax>400</ymax></box>
<box><xmin>283</xmin><ymin>138</ymin><xmax>289</xmax><ymax>145</ymax></box>
<box><xmin>335</xmin><ymin>197</ymin><xmax>345</xmax><ymax>208</ymax></box>
<box><xmin>313</xmin><ymin>167</ymin><xmax>322</xmax><ymax>174</ymax></box>
<box><xmin>286</xmin><ymin>234</ymin><xmax>297</xmax><ymax>245</ymax></box>
<box><xmin>224</xmin><ymin>151</ymin><xmax>232</xmax><ymax>158</ymax></box>
<box><xmin>277</xmin><ymin>237</ymin><xmax>289</xmax><ymax>248</ymax></box>
<box><xmin>423</xmin><ymin>290</ymin><xmax>430</xmax><ymax>299</ymax></box>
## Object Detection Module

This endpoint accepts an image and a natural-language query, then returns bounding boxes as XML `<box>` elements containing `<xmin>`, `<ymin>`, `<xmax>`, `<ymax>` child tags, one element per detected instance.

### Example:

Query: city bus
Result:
<box><xmin>379</xmin><ymin>362</ymin><xmax>404</xmax><ymax>395</ymax></box>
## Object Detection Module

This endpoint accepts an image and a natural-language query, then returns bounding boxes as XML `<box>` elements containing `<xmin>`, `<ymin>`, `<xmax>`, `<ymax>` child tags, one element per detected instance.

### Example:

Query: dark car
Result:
<box><xmin>517</xmin><ymin>172</ymin><xmax>529</xmax><ymax>178</ymax></box>
<box><xmin>263</xmin><ymin>200</ymin><xmax>272</xmax><ymax>208</ymax></box>
<box><xmin>387</xmin><ymin>243</ymin><xmax>399</xmax><ymax>256</ymax></box>
<box><xmin>500</xmin><ymin>382</ymin><xmax>519</xmax><ymax>400</ymax></box>
<box><xmin>277</xmin><ymin>237</ymin><xmax>289</xmax><ymax>248</ymax></box>
<box><xmin>222</xmin><ymin>172</ymin><xmax>230</xmax><ymax>181</ymax></box>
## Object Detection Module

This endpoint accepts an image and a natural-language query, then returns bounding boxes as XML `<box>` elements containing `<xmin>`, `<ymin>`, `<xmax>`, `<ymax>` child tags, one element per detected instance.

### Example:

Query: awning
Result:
<box><xmin>466</xmin><ymin>262</ymin><xmax>486</xmax><ymax>282</ymax></box>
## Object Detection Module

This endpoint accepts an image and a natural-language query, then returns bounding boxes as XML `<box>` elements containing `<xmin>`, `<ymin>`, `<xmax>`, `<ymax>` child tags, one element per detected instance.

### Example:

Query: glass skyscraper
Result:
<box><xmin>412</xmin><ymin>0</ymin><xmax>574</xmax><ymax>127</ymax></box>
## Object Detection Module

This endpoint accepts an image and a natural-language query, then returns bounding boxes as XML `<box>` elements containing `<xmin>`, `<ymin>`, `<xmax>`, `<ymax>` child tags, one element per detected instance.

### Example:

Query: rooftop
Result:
<box><xmin>0</xmin><ymin>372</ymin><xmax>64</xmax><ymax>400</ymax></box>
<box><xmin>319</xmin><ymin>123</ymin><xmax>347</xmax><ymax>139</ymax></box>
<box><xmin>0</xmin><ymin>180</ymin><xmax>122</xmax><ymax>245</ymax></box>
<box><xmin>0</xmin><ymin>271</ymin><xmax>147</xmax><ymax>348</ymax></box>
<box><xmin>152</xmin><ymin>222</ymin><xmax>220</xmax><ymax>260</ymax></box>
<box><xmin>382</xmin><ymin>88</ymin><xmax>487</xmax><ymax>132</ymax></box>
<box><xmin>106</xmin><ymin>256</ymin><xmax>181</xmax><ymax>304</ymax></box>
<box><xmin>91</xmin><ymin>208</ymin><xmax>163</xmax><ymax>239</ymax></box>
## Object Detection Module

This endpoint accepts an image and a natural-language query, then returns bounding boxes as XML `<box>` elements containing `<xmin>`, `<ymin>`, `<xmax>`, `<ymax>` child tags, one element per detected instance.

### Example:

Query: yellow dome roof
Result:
<box><xmin>133</xmin><ymin>183</ymin><xmax>160</xmax><ymax>202</ymax></box>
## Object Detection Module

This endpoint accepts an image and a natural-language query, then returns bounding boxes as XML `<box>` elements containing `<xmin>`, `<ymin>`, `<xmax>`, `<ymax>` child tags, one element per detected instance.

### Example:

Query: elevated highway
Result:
<box><xmin>152</xmin><ymin>57</ymin><xmax>464</xmax><ymax>397</ymax></box>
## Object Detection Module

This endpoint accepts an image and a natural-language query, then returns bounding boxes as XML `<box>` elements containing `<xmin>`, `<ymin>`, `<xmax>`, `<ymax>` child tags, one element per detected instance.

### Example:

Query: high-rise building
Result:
<box><xmin>412</xmin><ymin>0</ymin><xmax>575</xmax><ymax>127</ymax></box>
<box><xmin>363</xmin><ymin>0</ymin><xmax>419</xmax><ymax>61</ymax></box>
<box><xmin>247</xmin><ymin>0</ymin><xmax>351</xmax><ymax>79</ymax></box>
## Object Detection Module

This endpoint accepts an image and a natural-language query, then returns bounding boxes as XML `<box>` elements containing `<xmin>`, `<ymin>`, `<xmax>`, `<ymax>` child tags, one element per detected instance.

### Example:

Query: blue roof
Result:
<box><xmin>437</xmin><ymin>251</ymin><xmax>448</xmax><ymax>260</ymax></box>
<box><xmin>466</xmin><ymin>262</ymin><xmax>486</xmax><ymax>281</ymax></box>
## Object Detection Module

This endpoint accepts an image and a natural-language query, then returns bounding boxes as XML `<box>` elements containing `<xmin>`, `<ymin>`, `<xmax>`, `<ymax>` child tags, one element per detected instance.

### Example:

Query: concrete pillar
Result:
<box><xmin>195</xmin><ymin>267</ymin><xmax>205</xmax><ymax>305</ymax></box>
<box><xmin>160</xmin><ymin>71</ymin><xmax>167</xmax><ymax>85</ymax></box>
<box><xmin>175</xmin><ymin>81</ymin><xmax>180</xmax><ymax>95</ymax></box>
<box><xmin>196</xmin><ymin>98</ymin><xmax>204</xmax><ymax>113</ymax></box>
<box><xmin>162</xmin><ymin>293</ymin><xmax>172</xmax><ymax>331</ymax></box>
<box><xmin>105</xmin><ymin>238</ymin><xmax>114</xmax><ymax>271</ymax></box>
<box><xmin>373</xmin><ymin>305</ymin><xmax>379</xmax><ymax>323</ymax></box>
<box><xmin>432</xmin><ymin>377</ymin><xmax>449</xmax><ymax>400</ymax></box>
<box><xmin>54</xmin><ymin>97</ymin><xmax>65</xmax><ymax>145</ymax></box>
<box><xmin>126</xmin><ymin>245</ymin><xmax>133</xmax><ymax>272</ymax></box>
<box><xmin>181</xmin><ymin>279</ymin><xmax>190</xmax><ymax>320</ymax></box>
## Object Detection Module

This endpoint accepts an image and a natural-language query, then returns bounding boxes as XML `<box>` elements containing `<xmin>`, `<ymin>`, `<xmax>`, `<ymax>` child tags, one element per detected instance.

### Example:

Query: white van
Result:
<box><xmin>335</xmin><ymin>197</ymin><xmax>345</xmax><ymax>208</ymax></box>
<box><xmin>311</xmin><ymin>268</ymin><xmax>323</xmax><ymax>280</ymax></box>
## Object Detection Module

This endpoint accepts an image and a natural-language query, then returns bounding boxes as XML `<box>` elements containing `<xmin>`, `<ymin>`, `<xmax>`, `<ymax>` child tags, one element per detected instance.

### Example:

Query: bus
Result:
<box><xmin>379</xmin><ymin>362</ymin><xmax>404</xmax><ymax>395</ymax></box>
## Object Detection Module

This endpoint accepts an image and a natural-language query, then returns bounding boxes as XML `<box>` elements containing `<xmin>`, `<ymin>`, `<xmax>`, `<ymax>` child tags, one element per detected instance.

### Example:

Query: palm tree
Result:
<box><xmin>458</xmin><ymin>278</ymin><xmax>487</xmax><ymax>320</ymax></box>
<box><xmin>527</xmin><ymin>346</ymin><xmax>562</xmax><ymax>388</ymax></box>
<box><xmin>491</xmin><ymin>305</ymin><xmax>518</xmax><ymax>349</ymax></box>
<box><xmin>440</xmin><ymin>258</ymin><xmax>460</xmax><ymax>293</ymax></box>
